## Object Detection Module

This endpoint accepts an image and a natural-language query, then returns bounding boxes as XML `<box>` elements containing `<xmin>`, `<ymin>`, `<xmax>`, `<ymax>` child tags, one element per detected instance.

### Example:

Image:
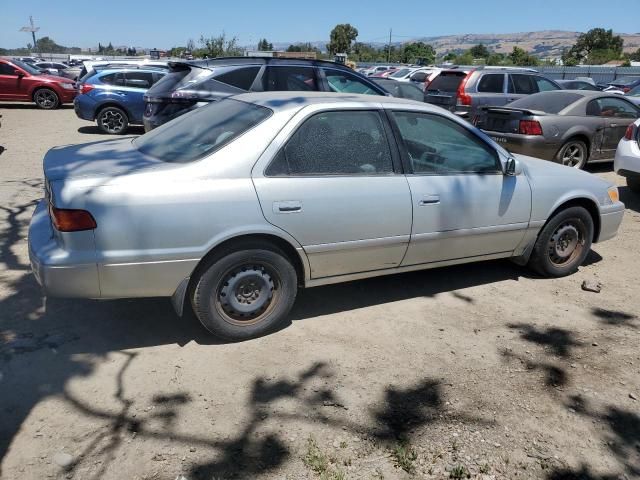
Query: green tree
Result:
<box><xmin>258</xmin><ymin>38</ymin><xmax>274</xmax><ymax>51</ymax></box>
<box><xmin>402</xmin><ymin>42</ymin><xmax>435</xmax><ymax>64</ymax></box>
<box><xmin>442</xmin><ymin>52</ymin><xmax>457</xmax><ymax>62</ymax></box>
<box><xmin>197</xmin><ymin>33</ymin><xmax>242</xmax><ymax>58</ymax></box>
<box><xmin>486</xmin><ymin>52</ymin><xmax>507</xmax><ymax>65</ymax></box>
<box><xmin>327</xmin><ymin>23</ymin><xmax>358</xmax><ymax>54</ymax></box>
<box><xmin>563</xmin><ymin>28</ymin><xmax>623</xmax><ymax>65</ymax></box>
<box><xmin>36</xmin><ymin>36</ymin><xmax>65</xmax><ymax>53</ymax></box>
<box><xmin>469</xmin><ymin>44</ymin><xmax>491</xmax><ymax>59</ymax></box>
<box><xmin>509</xmin><ymin>46</ymin><xmax>539</xmax><ymax>66</ymax></box>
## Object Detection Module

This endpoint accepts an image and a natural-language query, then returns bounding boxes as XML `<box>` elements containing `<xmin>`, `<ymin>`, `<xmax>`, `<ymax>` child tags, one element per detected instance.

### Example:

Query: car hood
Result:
<box><xmin>38</xmin><ymin>73</ymin><xmax>74</xmax><ymax>83</ymax></box>
<box><xmin>515</xmin><ymin>153</ymin><xmax>612</xmax><ymax>187</ymax></box>
<box><xmin>43</xmin><ymin>138</ymin><xmax>168</xmax><ymax>182</ymax></box>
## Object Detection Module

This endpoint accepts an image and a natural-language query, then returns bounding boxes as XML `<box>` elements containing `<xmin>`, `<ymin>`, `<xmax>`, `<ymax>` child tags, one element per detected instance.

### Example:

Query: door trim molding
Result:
<box><xmin>304</xmin><ymin>235</ymin><xmax>410</xmax><ymax>254</ymax></box>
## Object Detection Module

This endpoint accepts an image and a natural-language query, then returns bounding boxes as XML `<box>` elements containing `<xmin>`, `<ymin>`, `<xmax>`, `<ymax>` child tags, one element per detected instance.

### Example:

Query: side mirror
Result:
<box><xmin>505</xmin><ymin>157</ymin><xmax>522</xmax><ymax>176</ymax></box>
<box><xmin>14</xmin><ymin>69</ymin><xmax>25</xmax><ymax>77</ymax></box>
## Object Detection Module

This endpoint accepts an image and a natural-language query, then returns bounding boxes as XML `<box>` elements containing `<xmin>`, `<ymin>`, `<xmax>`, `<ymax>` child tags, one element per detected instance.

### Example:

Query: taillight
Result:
<box><xmin>518</xmin><ymin>120</ymin><xmax>543</xmax><ymax>135</ymax></box>
<box><xmin>624</xmin><ymin>124</ymin><xmax>635</xmax><ymax>140</ymax></box>
<box><xmin>50</xmin><ymin>206</ymin><xmax>97</xmax><ymax>232</ymax></box>
<box><xmin>80</xmin><ymin>83</ymin><xmax>94</xmax><ymax>94</ymax></box>
<box><xmin>456</xmin><ymin>71</ymin><xmax>474</xmax><ymax>106</ymax></box>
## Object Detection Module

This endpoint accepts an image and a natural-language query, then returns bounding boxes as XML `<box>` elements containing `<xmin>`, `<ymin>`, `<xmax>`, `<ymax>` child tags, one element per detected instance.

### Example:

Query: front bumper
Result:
<box><xmin>597</xmin><ymin>202</ymin><xmax>625</xmax><ymax>243</ymax></box>
<box><xmin>58</xmin><ymin>89</ymin><xmax>77</xmax><ymax>104</ymax></box>
<box><xmin>28</xmin><ymin>200</ymin><xmax>101</xmax><ymax>298</ymax></box>
<box><xmin>483</xmin><ymin>130</ymin><xmax>559</xmax><ymax>161</ymax></box>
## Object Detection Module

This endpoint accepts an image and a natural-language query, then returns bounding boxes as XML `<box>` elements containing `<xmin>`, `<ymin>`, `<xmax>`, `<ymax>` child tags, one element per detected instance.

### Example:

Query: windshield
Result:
<box><xmin>614</xmin><ymin>77</ymin><xmax>639</xmax><ymax>86</ymax></box>
<box><xmin>134</xmin><ymin>98</ymin><xmax>272</xmax><ymax>163</ymax></box>
<box><xmin>12</xmin><ymin>60</ymin><xmax>41</xmax><ymax>75</ymax></box>
<box><xmin>508</xmin><ymin>92</ymin><xmax>583</xmax><ymax>114</ymax></box>
<box><xmin>390</xmin><ymin>68</ymin><xmax>412</xmax><ymax>79</ymax></box>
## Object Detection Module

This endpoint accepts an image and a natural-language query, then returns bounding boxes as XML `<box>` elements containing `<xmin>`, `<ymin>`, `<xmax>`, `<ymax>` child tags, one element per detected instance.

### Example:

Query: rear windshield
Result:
<box><xmin>427</xmin><ymin>72</ymin><xmax>466</xmax><ymax>92</ymax></box>
<box><xmin>508</xmin><ymin>92</ymin><xmax>583</xmax><ymax>114</ymax></box>
<box><xmin>390</xmin><ymin>68</ymin><xmax>412</xmax><ymax>78</ymax></box>
<box><xmin>134</xmin><ymin>98</ymin><xmax>272</xmax><ymax>163</ymax></box>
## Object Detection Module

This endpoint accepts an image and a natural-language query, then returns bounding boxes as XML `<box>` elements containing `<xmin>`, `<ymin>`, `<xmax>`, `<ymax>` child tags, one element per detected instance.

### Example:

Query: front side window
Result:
<box><xmin>477</xmin><ymin>74</ymin><xmax>504</xmax><ymax>93</ymax></box>
<box><xmin>134</xmin><ymin>98</ymin><xmax>272</xmax><ymax>163</ymax></box>
<box><xmin>263</xmin><ymin>66</ymin><xmax>318</xmax><ymax>91</ymax></box>
<box><xmin>391</xmin><ymin>111</ymin><xmax>500</xmax><ymax>174</ymax></box>
<box><xmin>266</xmin><ymin>111</ymin><xmax>393</xmax><ymax>176</ymax></box>
<box><xmin>0</xmin><ymin>63</ymin><xmax>17</xmax><ymax>75</ymax></box>
<box><xmin>323</xmin><ymin>68</ymin><xmax>378</xmax><ymax>95</ymax></box>
<box><xmin>589</xmin><ymin>97</ymin><xmax>639</xmax><ymax>118</ymax></box>
<box><xmin>508</xmin><ymin>74</ymin><xmax>536</xmax><ymax>94</ymax></box>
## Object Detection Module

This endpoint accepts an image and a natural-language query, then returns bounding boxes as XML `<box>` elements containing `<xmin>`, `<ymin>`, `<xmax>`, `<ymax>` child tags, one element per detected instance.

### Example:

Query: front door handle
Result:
<box><xmin>610</xmin><ymin>123</ymin><xmax>618</xmax><ymax>128</ymax></box>
<box><xmin>419</xmin><ymin>195</ymin><xmax>440</xmax><ymax>206</ymax></box>
<box><xmin>273</xmin><ymin>200</ymin><xmax>302</xmax><ymax>214</ymax></box>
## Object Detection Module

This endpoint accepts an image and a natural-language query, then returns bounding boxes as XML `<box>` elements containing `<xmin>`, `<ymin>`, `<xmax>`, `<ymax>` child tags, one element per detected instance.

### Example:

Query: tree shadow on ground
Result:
<box><xmin>564</xmin><ymin>395</ymin><xmax>640</xmax><ymax>478</ymax></box>
<box><xmin>546</xmin><ymin>464</ymin><xmax>624</xmax><ymax>480</ymax></box>
<box><xmin>591</xmin><ymin>307</ymin><xmax>638</xmax><ymax>329</ymax></box>
<box><xmin>507</xmin><ymin>323</ymin><xmax>582</xmax><ymax>358</ymax></box>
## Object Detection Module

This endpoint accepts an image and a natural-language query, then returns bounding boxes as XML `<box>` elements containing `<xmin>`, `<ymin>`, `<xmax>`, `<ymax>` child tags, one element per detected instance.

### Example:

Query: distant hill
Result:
<box><xmin>273</xmin><ymin>30</ymin><xmax>640</xmax><ymax>58</ymax></box>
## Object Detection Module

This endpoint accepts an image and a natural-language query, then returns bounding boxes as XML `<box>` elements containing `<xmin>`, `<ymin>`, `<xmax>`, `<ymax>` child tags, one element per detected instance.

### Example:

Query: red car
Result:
<box><xmin>0</xmin><ymin>57</ymin><xmax>77</xmax><ymax>109</ymax></box>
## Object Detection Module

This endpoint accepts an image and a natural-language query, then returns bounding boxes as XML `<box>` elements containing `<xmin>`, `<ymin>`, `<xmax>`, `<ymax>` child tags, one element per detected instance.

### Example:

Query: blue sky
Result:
<box><xmin>1</xmin><ymin>0</ymin><xmax>638</xmax><ymax>49</ymax></box>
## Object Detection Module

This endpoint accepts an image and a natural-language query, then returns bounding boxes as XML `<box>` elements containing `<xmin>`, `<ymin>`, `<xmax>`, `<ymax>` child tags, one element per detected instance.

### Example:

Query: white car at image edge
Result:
<box><xmin>614</xmin><ymin>119</ymin><xmax>640</xmax><ymax>193</ymax></box>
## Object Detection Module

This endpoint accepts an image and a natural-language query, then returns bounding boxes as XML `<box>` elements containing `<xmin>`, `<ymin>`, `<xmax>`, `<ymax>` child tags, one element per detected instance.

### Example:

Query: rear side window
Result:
<box><xmin>124</xmin><ymin>71</ymin><xmax>153</xmax><ymax>88</ymax></box>
<box><xmin>323</xmin><ymin>68</ymin><xmax>378</xmax><ymax>95</ymax></box>
<box><xmin>533</xmin><ymin>76</ymin><xmax>559</xmax><ymax>92</ymax></box>
<box><xmin>263</xmin><ymin>66</ymin><xmax>317</xmax><ymax>91</ymax></box>
<box><xmin>508</xmin><ymin>74</ymin><xmax>536</xmax><ymax>94</ymax></box>
<box><xmin>266</xmin><ymin>111</ymin><xmax>393</xmax><ymax>176</ymax></box>
<box><xmin>398</xmin><ymin>83</ymin><xmax>425</xmax><ymax>101</ymax></box>
<box><xmin>588</xmin><ymin>97</ymin><xmax>639</xmax><ymax>118</ymax></box>
<box><xmin>134</xmin><ymin>98</ymin><xmax>272</xmax><ymax>163</ymax></box>
<box><xmin>426</xmin><ymin>72</ymin><xmax>466</xmax><ymax>92</ymax></box>
<box><xmin>100</xmin><ymin>72</ymin><xmax>125</xmax><ymax>86</ymax></box>
<box><xmin>477</xmin><ymin>74</ymin><xmax>504</xmax><ymax>93</ymax></box>
<box><xmin>215</xmin><ymin>66</ymin><xmax>260</xmax><ymax>90</ymax></box>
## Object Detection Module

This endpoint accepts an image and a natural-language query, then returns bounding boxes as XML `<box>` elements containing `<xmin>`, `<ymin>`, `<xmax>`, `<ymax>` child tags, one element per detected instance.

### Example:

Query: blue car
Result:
<box><xmin>74</xmin><ymin>68</ymin><xmax>166</xmax><ymax>134</ymax></box>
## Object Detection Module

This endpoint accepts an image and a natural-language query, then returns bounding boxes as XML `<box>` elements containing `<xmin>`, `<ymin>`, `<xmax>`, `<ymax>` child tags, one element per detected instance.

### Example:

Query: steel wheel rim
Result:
<box><xmin>35</xmin><ymin>90</ymin><xmax>56</xmax><ymax>108</ymax></box>
<box><xmin>214</xmin><ymin>263</ymin><xmax>279</xmax><ymax>326</ymax></box>
<box><xmin>548</xmin><ymin>221</ymin><xmax>585</xmax><ymax>266</ymax></box>
<box><xmin>561</xmin><ymin>144</ymin><xmax>584</xmax><ymax>168</ymax></box>
<box><xmin>100</xmin><ymin>110</ymin><xmax>125</xmax><ymax>133</ymax></box>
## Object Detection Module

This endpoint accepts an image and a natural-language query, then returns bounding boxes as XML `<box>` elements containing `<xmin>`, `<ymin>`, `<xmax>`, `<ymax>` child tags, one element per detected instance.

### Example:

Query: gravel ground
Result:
<box><xmin>0</xmin><ymin>104</ymin><xmax>639</xmax><ymax>480</ymax></box>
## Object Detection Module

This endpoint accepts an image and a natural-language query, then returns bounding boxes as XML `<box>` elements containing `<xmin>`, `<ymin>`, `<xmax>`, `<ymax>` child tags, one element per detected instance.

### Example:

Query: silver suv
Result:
<box><xmin>424</xmin><ymin>67</ymin><xmax>561</xmax><ymax>119</ymax></box>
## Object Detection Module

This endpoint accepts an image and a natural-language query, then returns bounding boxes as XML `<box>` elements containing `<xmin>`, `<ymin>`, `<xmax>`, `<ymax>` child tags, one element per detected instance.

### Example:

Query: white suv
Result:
<box><xmin>614</xmin><ymin>119</ymin><xmax>640</xmax><ymax>193</ymax></box>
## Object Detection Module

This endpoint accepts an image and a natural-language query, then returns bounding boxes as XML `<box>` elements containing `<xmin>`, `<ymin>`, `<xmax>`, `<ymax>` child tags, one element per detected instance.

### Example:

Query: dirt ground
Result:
<box><xmin>0</xmin><ymin>104</ymin><xmax>639</xmax><ymax>480</ymax></box>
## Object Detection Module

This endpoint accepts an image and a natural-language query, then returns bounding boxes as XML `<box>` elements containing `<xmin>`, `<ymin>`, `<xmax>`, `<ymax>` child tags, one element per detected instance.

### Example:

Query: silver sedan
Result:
<box><xmin>29</xmin><ymin>93</ymin><xmax>625</xmax><ymax>340</ymax></box>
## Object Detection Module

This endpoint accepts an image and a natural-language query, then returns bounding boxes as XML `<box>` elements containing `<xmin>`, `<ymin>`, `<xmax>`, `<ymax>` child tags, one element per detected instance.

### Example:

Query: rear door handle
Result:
<box><xmin>273</xmin><ymin>201</ymin><xmax>302</xmax><ymax>214</ymax></box>
<box><xmin>419</xmin><ymin>195</ymin><xmax>440</xmax><ymax>206</ymax></box>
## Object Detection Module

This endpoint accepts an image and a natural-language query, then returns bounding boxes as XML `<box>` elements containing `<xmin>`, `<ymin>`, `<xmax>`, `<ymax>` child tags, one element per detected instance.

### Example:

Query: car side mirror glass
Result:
<box><xmin>505</xmin><ymin>157</ymin><xmax>522</xmax><ymax>176</ymax></box>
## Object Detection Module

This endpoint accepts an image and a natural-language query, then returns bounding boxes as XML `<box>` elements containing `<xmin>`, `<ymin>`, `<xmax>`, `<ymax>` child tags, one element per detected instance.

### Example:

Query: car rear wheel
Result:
<box><xmin>33</xmin><ymin>88</ymin><xmax>59</xmax><ymax>109</ymax></box>
<box><xmin>556</xmin><ymin>140</ymin><xmax>588</xmax><ymax>169</ymax></box>
<box><xmin>627</xmin><ymin>176</ymin><xmax>640</xmax><ymax>193</ymax></box>
<box><xmin>97</xmin><ymin>106</ymin><xmax>129</xmax><ymax>134</ymax></box>
<box><xmin>192</xmin><ymin>244</ymin><xmax>298</xmax><ymax>341</ymax></box>
<box><xmin>528</xmin><ymin>206</ymin><xmax>594</xmax><ymax>277</ymax></box>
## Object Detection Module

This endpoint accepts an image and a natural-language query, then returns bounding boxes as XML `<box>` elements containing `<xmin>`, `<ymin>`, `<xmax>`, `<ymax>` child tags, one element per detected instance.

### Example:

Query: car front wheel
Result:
<box><xmin>192</xmin><ymin>244</ymin><xmax>298</xmax><ymax>341</ymax></box>
<box><xmin>33</xmin><ymin>88</ymin><xmax>60</xmax><ymax>109</ymax></box>
<box><xmin>528</xmin><ymin>206</ymin><xmax>594</xmax><ymax>277</ymax></box>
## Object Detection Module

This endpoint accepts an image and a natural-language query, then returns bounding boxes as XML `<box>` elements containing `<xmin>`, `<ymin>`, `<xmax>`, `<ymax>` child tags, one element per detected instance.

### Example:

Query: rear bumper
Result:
<box><xmin>482</xmin><ymin>130</ymin><xmax>559</xmax><ymax>161</ymax></box>
<box><xmin>28</xmin><ymin>200</ymin><xmax>101</xmax><ymax>297</ymax></box>
<box><xmin>73</xmin><ymin>95</ymin><xmax>96</xmax><ymax>121</ymax></box>
<box><xmin>614</xmin><ymin>137</ymin><xmax>640</xmax><ymax>177</ymax></box>
<box><xmin>597</xmin><ymin>203</ymin><xmax>625</xmax><ymax>243</ymax></box>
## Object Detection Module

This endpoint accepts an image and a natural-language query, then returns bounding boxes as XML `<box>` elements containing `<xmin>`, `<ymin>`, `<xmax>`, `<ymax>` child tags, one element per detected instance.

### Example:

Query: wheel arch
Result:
<box><xmin>31</xmin><ymin>85</ymin><xmax>59</xmax><ymax>101</ymax></box>
<box><xmin>172</xmin><ymin>232</ymin><xmax>309</xmax><ymax>317</ymax></box>
<box><xmin>95</xmin><ymin>102</ymin><xmax>132</xmax><ymax>122</ymax></box>
<box><xmin>557</xmin><ymin>132</ymin><xmax>592</xmax><ymax>160</ymax></box>
<box><xmin>546</xmin><ymin>196</ymin><xmax>601</xmax><ymax>243</ymax></box>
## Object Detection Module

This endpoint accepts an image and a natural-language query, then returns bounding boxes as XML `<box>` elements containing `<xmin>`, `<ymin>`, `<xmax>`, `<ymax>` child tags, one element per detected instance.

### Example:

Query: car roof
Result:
<box><xmin>169</xmin><ymin>56</ymin><xmax>355</xmax><ymax>70</ymax></box>
<box><xmin>233</xmin><ymin>91</ymin><xmax>434</xmax><ymax>113</ymax></box>
<box><xmin>97</xmin><ymin>67</ymin><xmax>166</xmax><ymax>75</ymax></box>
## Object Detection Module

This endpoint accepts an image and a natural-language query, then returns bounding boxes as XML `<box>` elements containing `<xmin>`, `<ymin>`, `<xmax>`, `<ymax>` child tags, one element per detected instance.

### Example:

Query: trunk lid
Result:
<box><xmin>476</xmin><ymin>106</ymin><xmax>546</xmax><ymax>133</ymax></box>
<box><xmin>43</xmin><ymin>138</ymin><xmax>166</xmax><ymax>182</ymax></box>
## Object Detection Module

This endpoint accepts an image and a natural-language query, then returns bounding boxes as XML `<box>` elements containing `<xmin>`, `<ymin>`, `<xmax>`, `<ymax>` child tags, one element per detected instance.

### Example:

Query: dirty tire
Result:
<box><xmin>627</xmin><ymin>176</ymin><xmax>640</xmax><ymax>193</ymax></box>
<box><xmin>529</xmin><ymin>206</ymin><xmax>594</xmax><ymax>278</ymax></box>
<box><xmin>192</xmin><ymin>244</ymin><xmax>297</xmax><ymax>341</ymax></box>
<box><xmin>555</xmin><ymin>140</ymin><xmax>588</xmax><ymax>169</ymax></box>
<box><xmin>33</xmin><ymin>88</ymin><xmax>59</xmax><ymax>110</ymax></box>
<box><xmin>97</xmin><ymin>106</ymin><xmax>129</xmax><ymax>134</ymax></box>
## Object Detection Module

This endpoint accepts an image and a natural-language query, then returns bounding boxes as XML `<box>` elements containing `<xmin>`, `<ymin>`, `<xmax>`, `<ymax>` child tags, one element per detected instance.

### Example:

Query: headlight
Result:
<box><xmin>59</xmin><ymin>83</ymin><xmax>75</xmax><ymax>90</ymax></box>
<box><xmin>605</xmin><ymin>186</ymin><xmax>620</xmax><ymax>205</ymax></box>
